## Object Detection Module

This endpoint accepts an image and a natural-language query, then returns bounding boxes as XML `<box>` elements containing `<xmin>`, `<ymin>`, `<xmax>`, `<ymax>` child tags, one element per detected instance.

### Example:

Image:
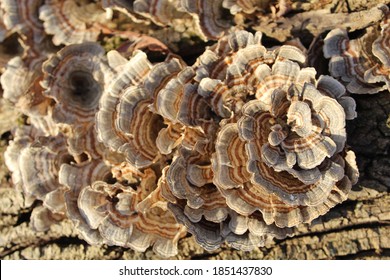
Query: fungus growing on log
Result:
<box><xmin>0</xmin><ymin>0</ymin><xmax>361</xmax><ymax>258</ymax></box>
<box><xmin>323</xmin><ymin>6</ymin><xmax>390</xmax><ymax>94</ymax></box>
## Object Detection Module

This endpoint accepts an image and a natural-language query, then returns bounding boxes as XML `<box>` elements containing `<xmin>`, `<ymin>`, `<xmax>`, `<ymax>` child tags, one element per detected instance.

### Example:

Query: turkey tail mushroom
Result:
<box><xmin>41</xmin><ymin>42</ymin><xmax>113</xmax><ymax>137</ymax></box>
<box><xmin>39</xmin><ymin>0</ymin><xmax>109</xmax><ymax>46</ymax></box>
<box><xmin>1</xmin><ymin>20</ymin><xmax>360</xmax><ymax>256</ymax></box>
<box><xmin>78</xmin><ymin>169</ymin><xmax>186</xmax><ymax>257</ymax></box>
<box><xmin>180</xmin><ymin>0</ymin><xmax>232</xmax><ymax>40</ymax></box>
<box><xmin>323</xmin><ymin>6</ymin><xmax>390</xmax><ymax>94</ymax></box>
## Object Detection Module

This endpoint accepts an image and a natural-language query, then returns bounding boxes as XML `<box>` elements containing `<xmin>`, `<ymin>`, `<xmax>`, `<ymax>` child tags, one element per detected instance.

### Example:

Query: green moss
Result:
<box><xmin>101</xmin><ymin>36</ymin><xmax>127</xmax><ymax>52</ymax></box>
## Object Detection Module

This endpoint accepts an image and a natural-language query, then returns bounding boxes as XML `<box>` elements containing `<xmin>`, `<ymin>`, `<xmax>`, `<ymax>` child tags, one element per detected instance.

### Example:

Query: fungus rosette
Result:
<box><xmin>323</xmin><ymin>6</ymin><xmax>390</xmax><ymax>94</ymax></box>
<box><xmin>76</xmin><ymin>168</ymin><xmax>187</xmax><ymax>257</ymax></box>
<box><xmin>4</xmin><ymin>127</ymin><xmax>73</xmax><ymax>230</ymax></box>
<box><xmin>41</xmin><ymin>42</ymin><xmax>113</xmax><ymax>135</ymax></box>
<box><xmin>161</xmin><ymin>30</ymin><xmax>358</xmax><ymax>248</ymax></box>
<box><xmin>163</xmin><ymin>147</ymin><xmax>294</xmax><ymax>251</ymax></box>
<box><xmin>211</xmin><ymin>31</ymin><xmax>358</xmax><ymax>226</ymax></box>
<box><xmin>1</xmin><ymin>7</ymin><xmax>361</xmax><ymax>255</ymax></box>
<box><xmin>39</xmin><ymin>0</ymin><xmax>109</xmax><ymax>46</ymax></box>
<box><xmin>96</xmin><ymin>50</ymin><xmax>163</xmax><ymax>169</ymax></box>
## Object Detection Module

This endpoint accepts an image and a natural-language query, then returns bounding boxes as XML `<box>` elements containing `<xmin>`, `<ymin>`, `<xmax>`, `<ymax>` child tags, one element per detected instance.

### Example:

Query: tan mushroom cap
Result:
<box><xmin>146</xmin><ymin>56</ymin><xmax>217</xmax><ymax>156</ymax></box>
<box><xmin>162</xmin><ymin>147</ymin><xmax>220</xmax><ymax>218</ymax></box>
<box><xmin>96</xmin><ymin>52</ymin><xmax>152</xmax><ymax>150</ymax></box>
<box><xmin>323</xmin><ymin>7</ymin><xmax>390</xmax><ymax>94</ymax></box>
<box><xmin>135</xmin><ymin>173</ymin><xmax>188</xmax><ymax>256</ymax></box>
<box><xmin>365</xmin><ymin>11</ymin><xmax>390</xmax><ymax>90</ymax></box>
<box><xmin>116</xmin><ymin>86</ymin><xmax>164</xmax><ymax>166</ymax></box>
<box><xmin>156</xmin><ymin>122</ymin><xmax>183</xmax><ymax>155</ymax></box>
<box><xmin>159</xmin><ymin>30</ymin><xmax>358</xmax><ymax>249</ymax></box>
<box><xmin>159</xmin><ymin>72</ymin><xmax>214</xmax><ymax>131</ymax></box>
<box><xmin>36</xmin><ymin>187</ymin><xmax>67</xmax><ymax>230</ymax></box>
<box><xmin>168</xmin><ymin>197</ymin><xmax>293</xmax><ymax>251</ymax></box>
<box><xmin>164</xmin><ymin>146</ymin><xmax>292</xmax><ymax>251</ymax></box>
<box><xmin>144</xmin><ymin>57</ymin><xmax>186</xmax><ymax>155</ymax></box>
<box><xmin>156</xmin><ymin>66</ymin><xmax>195</xmax><ymax>123</ymax></box>
<box><xmin>66</xmin><ymin>123</ymin><xmax>106</xmax><ymax>161</ymax></box>
<box><xmin>316</xmin><ymin>75</ymin><xmax>357</xmax><ymax>120</ymax></box>
<box><xmin>145</xmin><ymin>57</ymin><xmax>185</xmax><ymax>110</ymax></box>
<box><xmin>212</xmin><ymin>123</ymin><xmax>251</xmax><ymax>190</ymax></box>
<box><xmin>166</xmin><ymin>148</ymin><xmax>228</xmax><ymax>220</ymax></box>
<box><xmin>39</xmin><ymin>0</ymin><xmax>109</xmax><ymax>46</ymax></box>
<box><xmin>194</xmin><ymin>30</ymin><xmax>264</xmax><ymax>83</ymax></box>
<box><xmin>224</xmin><ymin>211</ymin><xmax>294</xmax><ymax>251</ymax></box>
<box><xmin>161</xmin><ymin>167</ymin><xmax>228</xmax><ymax>252</ymax></box>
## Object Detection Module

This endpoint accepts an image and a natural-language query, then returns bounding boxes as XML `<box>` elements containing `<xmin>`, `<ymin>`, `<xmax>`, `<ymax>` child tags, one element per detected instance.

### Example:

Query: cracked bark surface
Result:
<box><xmin>0</xmin><ymin>92</ymin><xmax>388</xmax><ymax>260</ymax></box>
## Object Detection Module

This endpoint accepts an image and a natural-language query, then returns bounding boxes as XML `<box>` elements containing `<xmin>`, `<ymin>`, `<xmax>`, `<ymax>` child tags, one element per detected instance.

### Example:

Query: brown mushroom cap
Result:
<box><xmin>158</xmin><ymin>30</ymin><xmax>358</xmax><ymax>250</ymax></box>
<box><xmin>365</xmin><ymin>11</ymin><xmax>390</xmax><ymax>90</ymax></box>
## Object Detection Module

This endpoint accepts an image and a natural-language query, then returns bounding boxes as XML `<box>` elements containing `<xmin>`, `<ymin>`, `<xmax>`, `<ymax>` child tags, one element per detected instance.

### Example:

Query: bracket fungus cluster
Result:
<box><xmin>324</xmin><ymin>5</ymin><xmax>390</xmax><ymax>94</ymax></box>
<box><xmin>5</xmin><ymin>0</ymin><xmax>388</xmax><ymax>258</ymax></box>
